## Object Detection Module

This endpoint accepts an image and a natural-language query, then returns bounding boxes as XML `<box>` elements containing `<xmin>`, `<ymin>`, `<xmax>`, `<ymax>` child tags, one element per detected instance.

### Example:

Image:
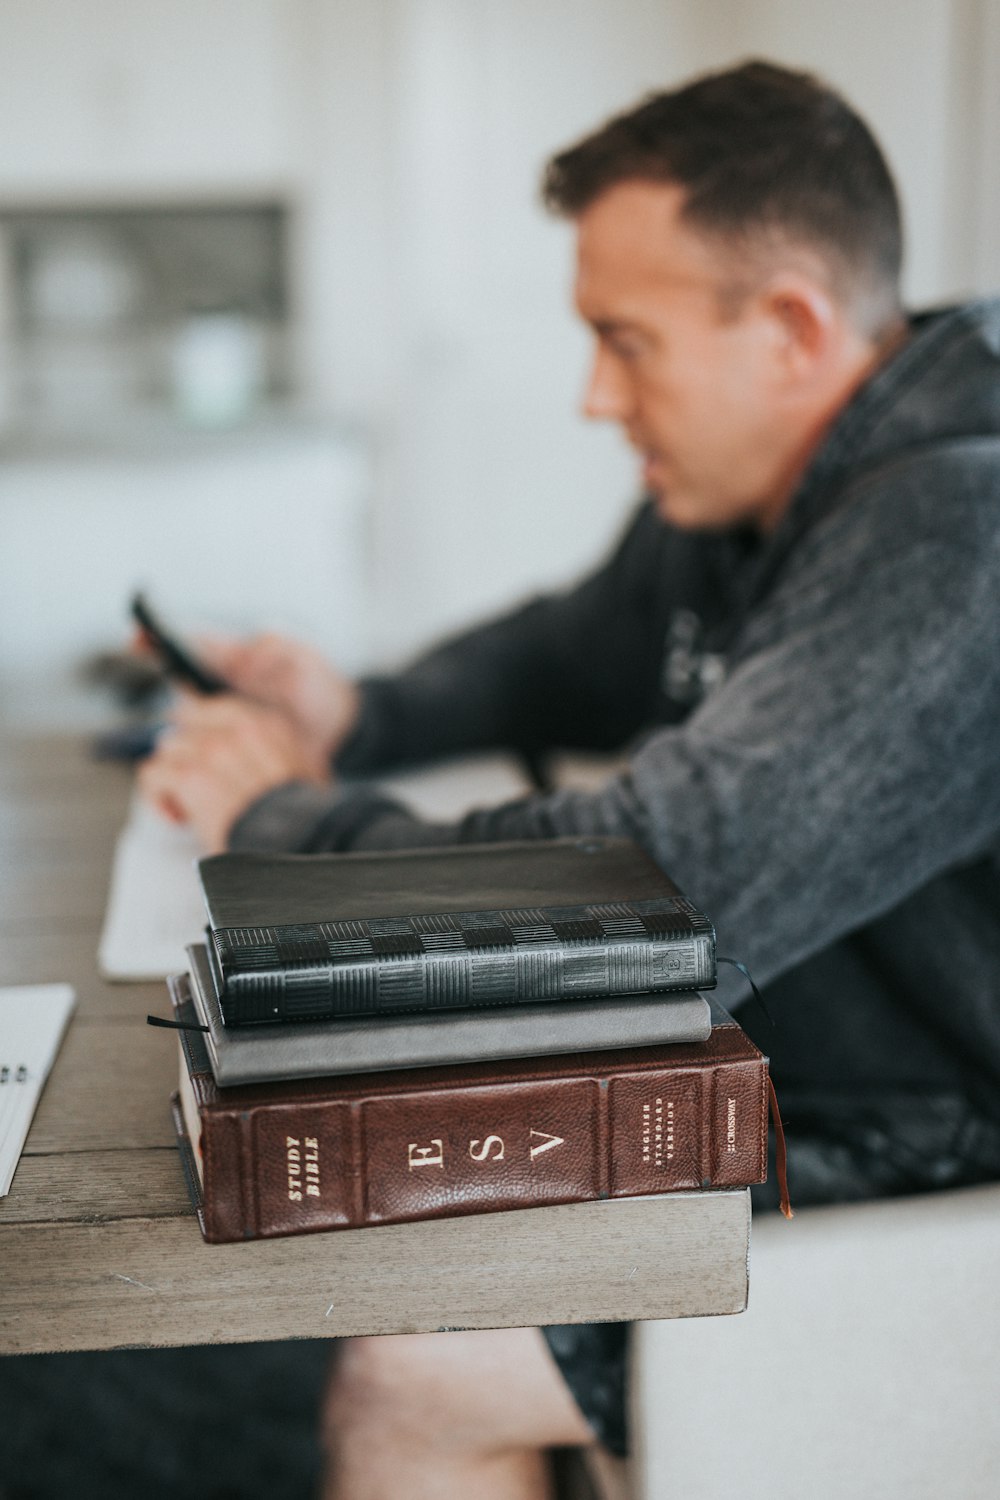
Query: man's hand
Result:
<box><xmin>137</xmin><ymin>695</ymin><xmax>331</xmax><ymax>853</ymax></box>
<box><xmin>201</xmin><ymin>633</ymin><xmax>361</xmax><ymax>763</ymax></box>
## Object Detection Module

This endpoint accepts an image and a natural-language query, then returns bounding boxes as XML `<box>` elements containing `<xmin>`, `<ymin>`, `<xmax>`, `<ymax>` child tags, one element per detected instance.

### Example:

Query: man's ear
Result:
<box><xmin>758</xmin><ymin>273</ymin><xmax>838</xmax><ymax>382</ymax></box>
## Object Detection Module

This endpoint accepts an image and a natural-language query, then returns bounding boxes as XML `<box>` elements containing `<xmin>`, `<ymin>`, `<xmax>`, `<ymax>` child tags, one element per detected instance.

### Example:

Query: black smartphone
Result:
<box><xmin>130</xmin><ymin>591</ymin><xmax>230</xmax><ymax>695</ymax></box>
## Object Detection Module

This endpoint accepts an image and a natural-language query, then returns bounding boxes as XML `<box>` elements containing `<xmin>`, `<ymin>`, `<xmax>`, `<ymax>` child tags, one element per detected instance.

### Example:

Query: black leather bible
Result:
<box><xmin>199</xmin><ymin>836</ymin><xmax>717</xmax><ymax>1027</ymax></box>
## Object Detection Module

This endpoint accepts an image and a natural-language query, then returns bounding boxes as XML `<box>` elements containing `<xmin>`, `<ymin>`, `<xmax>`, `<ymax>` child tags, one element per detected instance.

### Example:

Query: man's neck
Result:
<box><xmin>756</xmin><ymin>314</ymin><xmax>910</xmax><ymax>534</ymax></box>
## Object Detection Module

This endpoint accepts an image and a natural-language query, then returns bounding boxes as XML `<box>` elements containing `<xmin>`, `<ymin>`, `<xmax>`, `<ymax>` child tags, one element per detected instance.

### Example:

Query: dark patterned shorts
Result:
<box><xmin>542</xmin><ymin>1090</ymin><xmax>1000</xmax><ymax>1457</ymax></box>
<box><xmin>541</xmin><ymin>1321</ymin><xmax>630</xmax><ymax>1456</ymax></box>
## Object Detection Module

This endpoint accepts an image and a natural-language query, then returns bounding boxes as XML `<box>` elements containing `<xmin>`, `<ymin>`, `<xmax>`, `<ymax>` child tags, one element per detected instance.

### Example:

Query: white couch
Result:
<box><xmin>578</xmin><ymin>1181</ymin><xmax>1000</xmax><ymax>1500</ymax></box>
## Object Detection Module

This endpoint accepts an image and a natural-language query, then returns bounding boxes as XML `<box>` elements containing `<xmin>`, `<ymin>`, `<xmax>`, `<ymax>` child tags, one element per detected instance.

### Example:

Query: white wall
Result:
<box><xmin>0</xmin><ymin>0</ymin><xmax>298</xmax><ymax>199</ymax></box>
<box><xmin>291</xmin><ymin>0</ymin><xmax>707</xmax><ymax>662</ymax></box>
<box><xmin>0</xmin><ymin>433</ymin><xmax>370</xmax><ymax>679</ymax></box>
<box><xmin>1</xmin><ymin>0</ymin><xmax>997</xmax><ymax>697</ymax></box>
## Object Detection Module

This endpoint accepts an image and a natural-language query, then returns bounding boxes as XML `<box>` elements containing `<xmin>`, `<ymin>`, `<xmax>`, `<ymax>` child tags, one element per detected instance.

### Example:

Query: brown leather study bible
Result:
<box><xmin>169</xmin><ymin>972</ymin><xmax>768</xmax><ymax>1244</ymax></box>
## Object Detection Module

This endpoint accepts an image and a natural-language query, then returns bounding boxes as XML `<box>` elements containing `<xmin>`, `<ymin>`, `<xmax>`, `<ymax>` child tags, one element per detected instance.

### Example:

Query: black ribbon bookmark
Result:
<box><xmin>146</xmin><ymin>1014</ymin><xmax>209</xmax><ymax>1034</ymax></box>
<box><xmin>717</xmin><ymin>956</ymin><xmax>774</xmax><ymax>1028</ymax></box>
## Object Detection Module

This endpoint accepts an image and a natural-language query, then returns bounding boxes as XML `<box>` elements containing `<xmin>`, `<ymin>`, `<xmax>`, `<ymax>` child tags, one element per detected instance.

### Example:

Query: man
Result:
<box><xmin>140</xmin><ymin>61</ymin><xmax>1000</xmax><ymax>1500</ymax></box>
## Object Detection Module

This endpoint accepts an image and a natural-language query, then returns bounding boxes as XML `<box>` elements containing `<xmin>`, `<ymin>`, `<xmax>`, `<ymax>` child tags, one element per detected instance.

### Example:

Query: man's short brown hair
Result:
<box><xmin>542</xmin><ymin>60</ymin><xmax>903</xmax><ymax>334</ymax></box>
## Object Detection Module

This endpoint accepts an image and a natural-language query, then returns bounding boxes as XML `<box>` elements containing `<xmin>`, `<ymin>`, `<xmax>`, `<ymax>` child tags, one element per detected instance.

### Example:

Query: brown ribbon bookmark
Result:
<box><xmin>768</xmin><ymin>1076</ymin><xmax>794</xmax><ymax>1219</ymax></box>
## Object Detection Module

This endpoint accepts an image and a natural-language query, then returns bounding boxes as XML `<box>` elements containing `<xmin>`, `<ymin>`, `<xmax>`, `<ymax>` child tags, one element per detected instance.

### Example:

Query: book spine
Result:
<box><xmin>215</xmin><ymin>927</ymin><xmax>717</xmax><ymax>1025</ymax></box>
<box><xmin>198</xmin><ymin>1054</ymin><xmax>766</xmax><ymax>1242</ymax></box>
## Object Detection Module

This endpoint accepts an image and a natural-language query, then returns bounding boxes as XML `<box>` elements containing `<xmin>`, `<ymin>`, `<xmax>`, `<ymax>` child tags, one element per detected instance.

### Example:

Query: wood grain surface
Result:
<box><xmin>0</xmin><ymin>733</ymin><xmax>749</xmax><ymax>1355</ymax></box>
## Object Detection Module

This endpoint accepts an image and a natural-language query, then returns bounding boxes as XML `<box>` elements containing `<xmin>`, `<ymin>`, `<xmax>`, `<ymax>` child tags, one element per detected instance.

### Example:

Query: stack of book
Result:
<box><xmin>167</xmin><ymin>836</ymin><xmax>772</xmax><ymax>1244</ymax></box>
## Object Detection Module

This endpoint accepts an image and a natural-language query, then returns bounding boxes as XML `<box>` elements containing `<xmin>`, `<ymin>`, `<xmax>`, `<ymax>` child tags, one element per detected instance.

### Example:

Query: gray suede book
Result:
<box><xmin>184</xmin><ymin>942</ymin><xmax>713</xmax><ymax>1087</ymax></box>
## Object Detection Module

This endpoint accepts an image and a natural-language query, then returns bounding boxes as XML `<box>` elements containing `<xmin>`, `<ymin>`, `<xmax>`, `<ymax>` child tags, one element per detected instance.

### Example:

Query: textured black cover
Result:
<box><xmin>199</xmin><ymin>837</ymin><xmax>717</xmax><ymax>1027</ymax></box>
<box><xmin>185</xmin><ymin>942</ymin><xmax>713</xmax><ymax>1085</ymax></box>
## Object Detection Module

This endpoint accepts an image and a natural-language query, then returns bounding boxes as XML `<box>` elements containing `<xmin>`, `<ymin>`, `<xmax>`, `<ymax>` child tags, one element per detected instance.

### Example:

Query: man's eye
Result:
<box><xmin>608</xmin><ymin>334</ymin><xmax>644</xmax><ymax>362</ymax></box>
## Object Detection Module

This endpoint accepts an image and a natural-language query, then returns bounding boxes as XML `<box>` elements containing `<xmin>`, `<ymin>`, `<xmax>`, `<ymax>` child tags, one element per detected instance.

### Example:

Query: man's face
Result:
<box><xmin>574</xmin><ymin>181</ymin><xmax>798</xmax><ymax>533</ymax></box>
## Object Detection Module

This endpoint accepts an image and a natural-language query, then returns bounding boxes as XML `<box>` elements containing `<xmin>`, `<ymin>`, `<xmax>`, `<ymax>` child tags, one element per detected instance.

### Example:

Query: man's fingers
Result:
<box><xmin>136</xmin><ymin>679</ymin><xmax>332</xmax><ymax>853</ymax></box>
<box><xmin>212</xmin><ymin>632</ymin><xmax>290</xmax><ymax>690</ymax></box>
<box><xmin>156</xmin><ymin>708</ymin><xmax>293</xmax><ymax>783</ymax></box>
<box><xmin>192</xmin><ymin>632</ymin><xmax>243</xmax><ymax>676</ymax></box>
<box><xmin>137</xmin><ymin>753</ymin><xmax>193</xmax><ymax>825</ymax></box>
<box><xmin>172</xmin><ymin>692</ymin><xmax>254</xmax><ymax>730</ymax></box>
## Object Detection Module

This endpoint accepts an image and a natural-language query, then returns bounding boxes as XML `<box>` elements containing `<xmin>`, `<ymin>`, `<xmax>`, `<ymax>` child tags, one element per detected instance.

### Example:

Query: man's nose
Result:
<box><xmin>582</xmin><ymin>345</ymin><xmax>631</xmax><ymax>423</ymax></box>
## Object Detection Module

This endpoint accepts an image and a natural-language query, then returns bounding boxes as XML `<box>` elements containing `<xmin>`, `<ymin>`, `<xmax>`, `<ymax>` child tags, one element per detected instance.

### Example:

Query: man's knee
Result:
<box><xmin>322</xmin><ymin>1328</ymin><xmax>592</xmax><ymax>1456</ymax></box>
<box><xmin>324</xmin><ymin>1332</ymin><xmax>490</xmax><ymax>1453</ymax></box>
<box><xmin>325</xmin><ymin>1336</ymin><xmax>421</xmax><ymax>1444</ymax></box>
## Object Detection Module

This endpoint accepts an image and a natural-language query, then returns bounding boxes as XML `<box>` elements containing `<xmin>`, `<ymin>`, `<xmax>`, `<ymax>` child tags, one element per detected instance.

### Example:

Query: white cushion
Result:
<box><xmin>631</xmin><ymin>1182</ymin><xmax>1000</xmax><ymax>1500</ymax></box>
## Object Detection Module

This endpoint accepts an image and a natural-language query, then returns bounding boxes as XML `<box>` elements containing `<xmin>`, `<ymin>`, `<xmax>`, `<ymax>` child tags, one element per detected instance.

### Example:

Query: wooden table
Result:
<box><xmin>0</xmin><ymin>733</ymin><xmax>749</xmax><ymax>1356</ymax></box>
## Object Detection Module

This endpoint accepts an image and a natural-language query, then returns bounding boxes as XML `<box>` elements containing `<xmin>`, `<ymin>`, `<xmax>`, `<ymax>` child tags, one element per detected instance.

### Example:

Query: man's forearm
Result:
<box><xmin>334</xmin><ymin>502</ymin><xmax>662</xmax><ymax>775</ymax></box>
<box><xmin>227</xmin><ymin>770</ymin><xmax>647</xmax><ymax>857</ymax></box>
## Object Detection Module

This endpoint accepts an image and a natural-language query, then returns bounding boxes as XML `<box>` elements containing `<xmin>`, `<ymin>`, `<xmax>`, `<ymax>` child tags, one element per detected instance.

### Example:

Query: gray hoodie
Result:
<box><xmin>232</xmin><ymin>301</ymin><xmax>1000</xmax><ymax>1123</ymax></box>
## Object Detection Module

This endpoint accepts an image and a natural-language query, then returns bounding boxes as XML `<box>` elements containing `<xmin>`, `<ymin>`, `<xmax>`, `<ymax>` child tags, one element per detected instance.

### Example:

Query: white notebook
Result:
<box><xmin>98</xmin><ymin>794</ymin><xmax>206</xmax><ymax>981</ymax></box>
<box><xmin>98</xmin><ymin>756</ymin><xmax>534</xmax><ymax>982</ymax></box>
<box><xmin>0</xmin><ymin>984</ymin><xmax>76</xmax><ymax>1196</ymax></box>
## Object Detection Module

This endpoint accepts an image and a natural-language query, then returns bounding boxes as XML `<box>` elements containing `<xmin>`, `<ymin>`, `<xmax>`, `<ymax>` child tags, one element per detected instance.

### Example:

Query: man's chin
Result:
<box><xmin>650</xmin><ymin>488</ymin><xmax>719</xmax><ymax>532</ymax></box>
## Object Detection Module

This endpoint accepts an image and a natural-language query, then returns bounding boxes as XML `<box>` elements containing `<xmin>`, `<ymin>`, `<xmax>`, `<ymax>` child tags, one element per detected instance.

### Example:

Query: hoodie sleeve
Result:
<box><xmin>332</xmin><ymin>501</ymin><xmax>668</xmax><ymax>773</ymax></box>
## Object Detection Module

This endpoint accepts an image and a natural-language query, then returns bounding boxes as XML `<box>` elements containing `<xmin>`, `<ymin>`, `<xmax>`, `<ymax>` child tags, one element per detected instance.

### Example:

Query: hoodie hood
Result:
<box><xmin>783</xmin><ymin>298</ymin><xmax>1000</xmax><ymax>540</ymax></box>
